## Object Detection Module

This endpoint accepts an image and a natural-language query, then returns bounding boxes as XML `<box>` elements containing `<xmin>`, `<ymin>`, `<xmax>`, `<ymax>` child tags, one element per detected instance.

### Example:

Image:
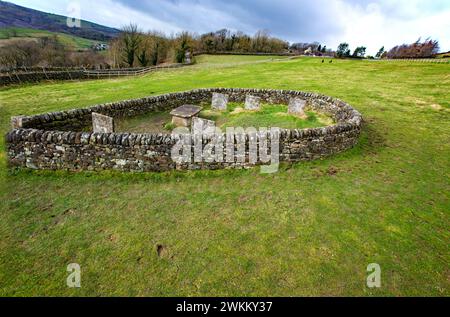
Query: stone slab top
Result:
<box><xmin>170</xmin><ymin>105</ymin><xmax>203</xmax><ymax>118</ymax></box>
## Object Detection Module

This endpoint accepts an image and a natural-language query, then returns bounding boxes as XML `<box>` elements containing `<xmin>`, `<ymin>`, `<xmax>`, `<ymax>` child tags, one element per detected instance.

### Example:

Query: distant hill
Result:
<box><xmin>0</xmin><ymin>1</ymin><xmax>120</xmax><ymax>41</ymax></box>
<box><xmin>0</xmin><ymin>27</ymin><xmax>106</xmax><ymax>50</ymax></box>
<box><xmin>435</xmin><ymin>51</ymin><xmax>450</xmax><ymax>59</ymax></box>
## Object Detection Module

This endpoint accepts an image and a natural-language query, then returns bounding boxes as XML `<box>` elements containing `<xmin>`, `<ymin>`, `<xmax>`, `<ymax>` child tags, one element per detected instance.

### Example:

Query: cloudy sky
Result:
<box><xmin>8</xmin><ymin>0</ymin><xmax>450</xmax><ymax>54</ymax></box>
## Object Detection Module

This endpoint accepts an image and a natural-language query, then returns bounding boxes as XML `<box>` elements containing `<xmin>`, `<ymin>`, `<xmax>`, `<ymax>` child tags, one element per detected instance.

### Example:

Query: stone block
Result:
<box><xmin>11</xmin><ymin>116</ymin><xmax>25</xmax><ymax>129</ymax></box>
<box><xmin>192</xmin><ymin>117</ymin><xmax>216</xmax><ymax>135</ymax></box>
<box><xmin>170</xmin><ymin>105</ymin><xmax>202</xmax><ymax>127</ymax></box>
<box><xmin>288</xmin><ymin>98</ymin><xmax>307</xmax><ymax>117</ymax></box>
<box><xmin>172</xmin><ymin>116</ymin><xmax>191</xmax><ymax>127</ymax></box>
<box><xmin>212</xmin><ymin>93</ymin><xmax>229</xmax><ymax>111</ymax></box>
<box><xmin>245</xmin><ymin>95</ymin><xmax>261</xmax><ymax>111</ymax></box>
<box><xmin>92</xmin><ymin>112</ymin><xmax>114</xmax><ymax>133</ymax></box>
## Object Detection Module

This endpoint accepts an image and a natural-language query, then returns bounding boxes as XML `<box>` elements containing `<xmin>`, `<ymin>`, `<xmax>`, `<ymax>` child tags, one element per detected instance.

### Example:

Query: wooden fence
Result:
<box><xmin>370</xmin><ymin>58</ymin><xmax>449</xmax><ymax>64</ymax></box>
<box><xmin>83</xmin><ymin>63</ymin><xmax>189</xmax><ymax>78</ymax></box>
<box><xmin>0</xmin><ymin>63</ymin><xmax>193</xmax><ymax>86</ymax></box>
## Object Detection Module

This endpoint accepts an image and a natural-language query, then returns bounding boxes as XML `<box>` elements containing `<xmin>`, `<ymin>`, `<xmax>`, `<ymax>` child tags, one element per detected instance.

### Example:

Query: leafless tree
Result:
<box><xmin>120</xmin><ymin>23</ymin><xmax>142</xmax><ymax>67</ymax></box>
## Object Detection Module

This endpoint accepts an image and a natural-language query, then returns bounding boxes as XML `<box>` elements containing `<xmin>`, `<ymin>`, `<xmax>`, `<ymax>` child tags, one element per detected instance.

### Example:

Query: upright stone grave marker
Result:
<box><xmin>192</xmin><ymin>117</ymin><xmax>216</xmax><ymax>136</ymax></box>
<box><xmin>11</xmin><ymin>116</ymin><xmax>25</xmax><ymax>129</ymax></box>
<box><xmin>185</xmin><ymin>51</ymin><xmax>192</xmax><ymax>64</ymax></box>
<box><xmin>245</xmin><ymin>95</ymin><xmax>261</xmax><ymax>111</ymax></box>
<box><xmin>92</xmin><ymin>112</ymin><xmax>114</xmax><ymax>133</ymax></box>
<box><xmin>288</xmin><ymin>98</ymin><xmax>307</xmax><ymax>117</ymax></box>
<box><xmin>211</xmin><ymin>93</ymin><xmax>229</xmax><ymax>111</ymax></box>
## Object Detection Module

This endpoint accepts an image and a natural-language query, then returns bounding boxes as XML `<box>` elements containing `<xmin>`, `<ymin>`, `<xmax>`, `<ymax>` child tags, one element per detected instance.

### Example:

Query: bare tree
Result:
<box><xmin>120</xmin><ymin>23</ymin><xmax>142</xmax><ymax>67</ymax></box>
<box><xmin>387</xmin><ymin>38</ymin><xmax>440</xmax><ymax>59</ymax></box>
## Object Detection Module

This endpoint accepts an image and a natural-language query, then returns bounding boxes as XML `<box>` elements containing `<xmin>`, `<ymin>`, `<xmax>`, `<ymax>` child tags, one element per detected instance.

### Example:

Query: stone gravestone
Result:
<box><xmin>245</xmin><ymin>95</ymin><xmax>261</xmax><ymax>111</ymax></box>
<box><xmin>92</xmin><ymin>112</ymin><xmax>114</xmax><ymax>133</ymax></box>
<box><xmin>211</xmin><ymin>93</ymin><xmax>229</xmax><ymax>111</ymax></box>
<box><xmin>288</xmin><ymin>98</ymin><xmax>307</xmax><ymax>117</ymax></box>
<box><xmin>192</xmin><ymin>117</ymin><xmax>216</xmax><ymax>136</ymax></box>
<box><xmin>185</xmin><ymin>51</ymin><xmax>192</xmax><ymax>64</ymax></box>
<box><xmin>11</xmin><ymin>116</ymin><xmax>25</xmax><ymax>129</ymax></box>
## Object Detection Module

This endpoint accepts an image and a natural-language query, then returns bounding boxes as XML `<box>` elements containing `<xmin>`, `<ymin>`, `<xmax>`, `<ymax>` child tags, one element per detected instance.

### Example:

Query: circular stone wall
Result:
<box><xmin>6</xmin><ymin>88</ymin><xmax>363</xmax><ymax>172</ymax></box>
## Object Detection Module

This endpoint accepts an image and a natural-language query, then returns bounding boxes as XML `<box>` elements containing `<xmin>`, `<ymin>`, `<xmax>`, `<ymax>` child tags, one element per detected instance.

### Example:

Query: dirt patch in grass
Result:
<box><xmin>430</xmin><ymin>104</ymin><xmax>443</xmax><ymax>110</ymax></box>
<box><xmin>157</xmin><ymin>244</ymin><xmax>172</xmax><ymax>259</ymax></box>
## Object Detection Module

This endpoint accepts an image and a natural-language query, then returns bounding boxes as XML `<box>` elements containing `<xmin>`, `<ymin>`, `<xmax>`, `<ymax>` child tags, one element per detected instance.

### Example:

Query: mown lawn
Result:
<box><xmin>0</xmin><ymin>56</ymin><xmax>449</xmax><ymax>296</ymax></box>
<box><xmin>194</xmin><ymin>54</ymin><xmax>289</xmax><ymax>65</ymax></box>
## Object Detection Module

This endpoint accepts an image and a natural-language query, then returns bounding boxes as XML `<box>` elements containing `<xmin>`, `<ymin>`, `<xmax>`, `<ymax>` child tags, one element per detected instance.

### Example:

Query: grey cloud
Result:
<box><xmin>110</xmin><ymin>0</ymin><xmax>345</xmax><ymax>43</ymax></box>
<box><xmin>109</xmin><ymin>0</ymin><xmax>450</xmax><ymax>49</ymax></box>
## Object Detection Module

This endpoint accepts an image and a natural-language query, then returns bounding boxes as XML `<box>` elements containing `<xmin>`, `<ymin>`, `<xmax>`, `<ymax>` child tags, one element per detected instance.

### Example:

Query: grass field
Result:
<box><xmin>0</xmin><ymin>27</ymin><xmax>104</xmax><ymax>50</ymax></box>
<box><xmin>194</xmin><ymin>54</ymin><xmax>290</xmax><ymax>68</ymax></box>
<box><xmin>0</xmin><ymin>56</ymin><xmax>449</xmax><ymax>296</ymax></box>
<box><xmin>200</xmin><ymin>102</ymin><xmax>331</xmax><ymax>129</ymax></box>
<box><xmin>116</xmin><ymin>102</ymin><xmax>330</xmax><ymax>133</ymax></box>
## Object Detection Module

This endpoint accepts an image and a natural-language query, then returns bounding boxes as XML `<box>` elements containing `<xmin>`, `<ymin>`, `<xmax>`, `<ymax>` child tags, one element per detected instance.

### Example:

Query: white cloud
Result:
<box><xmin>332</xmin><ymin>0</ymin><xmax>450</xmax><ymax>54</ymax></box>
<box><xmin>7</xmin><ymin>0</ymin><xmax>450</xmax><ymax>54</ymax></box>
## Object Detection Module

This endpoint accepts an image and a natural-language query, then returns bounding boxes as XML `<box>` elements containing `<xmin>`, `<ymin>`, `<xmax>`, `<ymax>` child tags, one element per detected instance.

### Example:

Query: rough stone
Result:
<box><xmin>170</xmin><ymin>105</ymin><xmax>202</xmax><ymax>127</ymax></box>
<box><xmin>192</xmin><ymin>117</ymin><xmax>216</xmax><ymax>135</ymax></box>
<box><xmin>211</xmin><ymin>93</ymin><xmax>229</xmax><ymax>111</ymax></box>
<box><xmin>92</xmin><ymin>112</ymin><xmax>114</xmax><ymax>133</ymax></box>
<box><xmin>185</xmin><ymin>51</ymin><xmax>192</xmax><ymax>64</ymax></box>
<box><xmin>288</xmin><ymin>98</ymin><xmax>307</xmax><ymax>117</ymax></box>
<box><xmin>245</xmin><ymin>95</ymin><xmax>261</xmax><ymax>111</ymax></box>
<box><xmin>11</xmin><ymin>116</ymin><xmax>25</xmax><ymax>129</ymax></box>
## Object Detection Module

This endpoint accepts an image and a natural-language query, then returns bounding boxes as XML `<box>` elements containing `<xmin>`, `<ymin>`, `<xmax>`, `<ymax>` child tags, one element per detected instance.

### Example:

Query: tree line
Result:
<box><xmin>335</xmin><ymin>38</ymin><xmax>440</xmax><ymax>59</ymax></box>
<box><xmin>109</xmin><ymin>25</ymin><xmax>290</xmax><ymax>68</ymax></box>
<box><xmin>0</xmin><ymin>22</ymin><xmax>442</xmax><ymax>70</ymax></box>
<box><xmin>0</xmin><ymin>35</ymin><xmax>108</xmax><ymax>70</ymax></box>
<box><xmin>384</xmin><ymin>38</ymin><xmax>440</xmax><ymax>59</ymax></box>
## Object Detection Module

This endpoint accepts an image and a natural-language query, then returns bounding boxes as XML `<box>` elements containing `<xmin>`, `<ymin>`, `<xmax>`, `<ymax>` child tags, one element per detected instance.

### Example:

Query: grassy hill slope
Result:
<box><xmin>0</xmin><ymin>1</ymin><xmax>119</xmax><ymax>41</ymax></box>
<box><xmin>435</xmin><ymin>51</ymin><xmax>450</xmax><ymax>59</ymax></box>
<box><xmin>0</xmin><ymin>27</ymin><xmax>105</xmax><ymax>49</ymax></box>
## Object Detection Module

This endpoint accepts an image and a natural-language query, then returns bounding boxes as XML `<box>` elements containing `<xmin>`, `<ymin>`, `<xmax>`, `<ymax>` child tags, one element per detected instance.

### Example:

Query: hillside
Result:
<box><xmin>0</xmin><ymin>27</ymin><xmax>105</xmax><ymax>50</ymax></box>
<box><xmin>0</xmin><ymin>1</ymin><xmax>119</xmax><ymax>41</ymax></box>
<box><xmin>435</xmin><ymin>51</ymin><xmax>450</xmax><ymax>59</ymax></box>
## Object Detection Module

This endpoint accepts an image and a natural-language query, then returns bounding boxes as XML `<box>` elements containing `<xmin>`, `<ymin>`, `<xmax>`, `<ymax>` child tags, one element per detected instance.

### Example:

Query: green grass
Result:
<box><xmin>116</xmin><ymin>102</ymin><xmax>330</xmax><ymax>133</ymax></box>
<box><xmin>0</xmin><ymin>56</ymin><xmax>449</xmax><ymax>296</ymax></box>
<box><xmin>194</xmin><ymin>54</ymin><xmax>289</xmax><ymax>66</ymax></box>
<box><xmin>200</xmin><ymin>102</ymin><xmax>331</xmax><ymax>129</ymax></box>
<box><xmin>116</xmin><ymin>111</ymin><xmax>172</xmax><ymax>134</ymax></box>
<box><xmin>0</xmin><ymin>27</ymin><xmax>103</xmax><ymax>50</ymax></box>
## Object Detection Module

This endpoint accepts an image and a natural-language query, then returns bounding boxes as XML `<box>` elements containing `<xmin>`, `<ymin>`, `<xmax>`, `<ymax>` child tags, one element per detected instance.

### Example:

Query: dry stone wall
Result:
<box><xmin>0</xmin><ymin>63</ymin><xmax>191</xmax><ymax>86</ymax></box>
<box><xmin>0</xmin><ymin>70</ymin><xmax>86</xmax><ymax>86</ymax></box>
<box><xmin>6</xmin><ymin>88</ymin><xmax>363</xmax><ymax>172</ymax></box>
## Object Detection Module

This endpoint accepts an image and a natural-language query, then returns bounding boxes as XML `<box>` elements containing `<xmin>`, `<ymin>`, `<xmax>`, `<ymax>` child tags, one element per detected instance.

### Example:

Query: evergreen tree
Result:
<box><xmin>375</xmin><ymin>46</ymin><xmax>385</xmax><ymax>59</ymax></box>
<box><xmin>336</xmin><ymin>43</ymin><xmax>350</xmax><ymax>58</ymax></box>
